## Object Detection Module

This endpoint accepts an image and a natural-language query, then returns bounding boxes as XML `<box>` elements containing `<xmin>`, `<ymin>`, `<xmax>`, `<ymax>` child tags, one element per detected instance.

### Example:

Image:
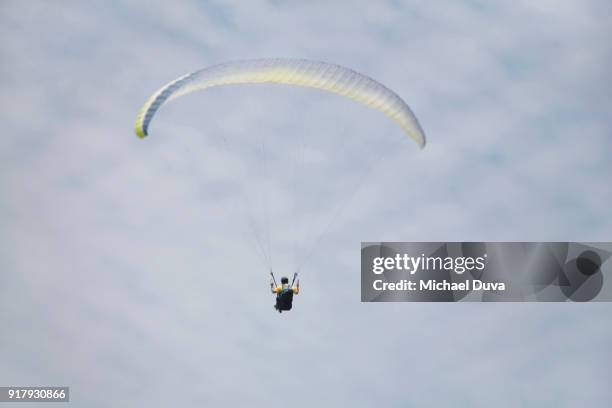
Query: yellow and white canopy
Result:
<box><xmin>134</xmin><ymin>58</ymin><xmax>426</xmax><ymax>148</ymax></box>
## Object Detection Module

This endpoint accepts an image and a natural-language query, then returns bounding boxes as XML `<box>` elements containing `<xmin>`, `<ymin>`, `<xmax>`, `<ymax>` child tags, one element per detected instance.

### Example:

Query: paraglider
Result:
<box><xmin>133</xmin><ymin>58</ymin><xmax>426</xmax><ymax>312</ymax></box>
<box><xmin>270</xmin><ymin>271</ymin><xmax>299</xmax><ymax>313</ymax></box>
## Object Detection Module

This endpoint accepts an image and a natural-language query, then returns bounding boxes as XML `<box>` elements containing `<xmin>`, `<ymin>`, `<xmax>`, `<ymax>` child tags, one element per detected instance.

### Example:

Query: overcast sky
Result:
<box><xmin>1</xmin><ymin>1</ymin><xmax>611</xmax><ymax>407</ymax></box>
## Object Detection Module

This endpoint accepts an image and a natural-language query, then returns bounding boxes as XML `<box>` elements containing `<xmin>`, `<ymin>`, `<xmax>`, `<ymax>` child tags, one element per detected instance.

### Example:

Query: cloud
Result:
<box><xmin>1</xmin><ymin>1</ymin><xmax>611</xmax><ymax>406</ymax></box>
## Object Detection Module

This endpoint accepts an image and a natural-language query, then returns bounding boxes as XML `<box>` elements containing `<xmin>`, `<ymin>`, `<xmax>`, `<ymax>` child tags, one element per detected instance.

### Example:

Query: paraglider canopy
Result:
<box><xmin>133</xmin><ymin>58</ymin><xmax>426</xmax><ymax>148</ymax></box>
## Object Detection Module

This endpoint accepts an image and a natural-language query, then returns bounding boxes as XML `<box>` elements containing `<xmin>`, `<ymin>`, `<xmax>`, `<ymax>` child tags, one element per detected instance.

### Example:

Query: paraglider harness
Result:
<box><xmin>271</xmin><ymin>271</ymin><xmax>298</xmax><ymax>313</ymax></box>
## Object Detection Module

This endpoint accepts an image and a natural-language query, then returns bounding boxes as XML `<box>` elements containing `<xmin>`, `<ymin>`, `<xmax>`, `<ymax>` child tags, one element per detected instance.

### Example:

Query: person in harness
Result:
<box><xmin>270</xmin><ymin>271</ymin><xmax>299</xmax><ymax>313</ymax></box>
